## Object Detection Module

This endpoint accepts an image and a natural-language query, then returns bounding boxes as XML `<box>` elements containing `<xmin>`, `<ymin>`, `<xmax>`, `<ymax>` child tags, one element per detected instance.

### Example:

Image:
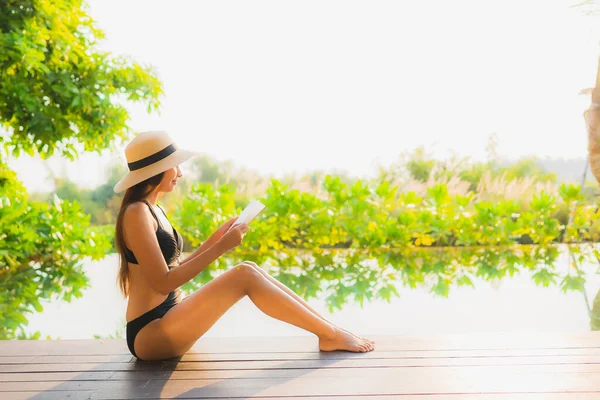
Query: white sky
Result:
<box><xmin>7</xmin><ymin>0</ymin><xmax>600</xmax><ymax>191</ymax></box>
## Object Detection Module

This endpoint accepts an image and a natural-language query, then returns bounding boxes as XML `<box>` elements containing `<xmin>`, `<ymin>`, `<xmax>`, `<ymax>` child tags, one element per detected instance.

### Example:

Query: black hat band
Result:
<box><xmin>128</xmin><ymin>143</ymin><xmax>178</xmax><ymax>171</ymax></box>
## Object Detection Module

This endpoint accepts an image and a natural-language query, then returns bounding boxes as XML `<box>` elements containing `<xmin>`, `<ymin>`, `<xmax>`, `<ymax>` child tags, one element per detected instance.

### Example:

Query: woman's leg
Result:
<box><xmin>133</xmin><ymin>262</ymin><xmax>373</xmax><ymax>360</ymax></box>
<box><xmin>245</xmin><ymin>261</ymin><xmax>375</xmax><ymax>345</ymax></box>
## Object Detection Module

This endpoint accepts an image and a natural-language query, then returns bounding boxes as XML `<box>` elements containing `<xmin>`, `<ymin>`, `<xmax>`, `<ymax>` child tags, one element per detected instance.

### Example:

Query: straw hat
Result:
<box><xmin>113</xmin><ymin>131</ymin><xmax>201</xmax><ymax>193</ymax></box>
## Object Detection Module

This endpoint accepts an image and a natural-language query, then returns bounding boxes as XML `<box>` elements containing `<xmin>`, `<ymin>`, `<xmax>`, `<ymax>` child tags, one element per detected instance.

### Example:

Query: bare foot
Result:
<box><xmin>322</xmin><ymin>319</ymin><xmax>375</xmax><ymax>345</ymax></box>
<box><xmin>319</xmin><ymin>327</ymin><xmax>375</xmax><ymax>353</ymax></box>
<box><xmin>326</xmin><ymin>322</ymin><xmax>375</xmax><ymax>345</ymax></box>
<box><xmin>339</xmin><ymin>327</ymin><xmax>375</xmax><ymax>345</ymax></box>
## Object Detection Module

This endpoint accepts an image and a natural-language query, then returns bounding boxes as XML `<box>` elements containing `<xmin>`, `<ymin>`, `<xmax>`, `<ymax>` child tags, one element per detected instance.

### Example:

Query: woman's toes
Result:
<box><xmin>361</xmin><ymin>336</ymin><xmax>374</xmax><ymax>344</ymax></box>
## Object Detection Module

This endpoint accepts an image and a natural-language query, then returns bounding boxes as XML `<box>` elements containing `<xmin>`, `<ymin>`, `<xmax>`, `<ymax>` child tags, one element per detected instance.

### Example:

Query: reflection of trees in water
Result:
<box><xmin>187</xmin><ymin>244</ymin><xmax>600</xmax><ymax>328</ymax></box>
<box><xmin>12</xmin><ymin>244</ymin><xmax>600</xmax><ymax>338</ymax></box>
<box><xmin>591</xmin><ymin>288</ymin><xmax>600</xmax><ymax>331</ymax></box>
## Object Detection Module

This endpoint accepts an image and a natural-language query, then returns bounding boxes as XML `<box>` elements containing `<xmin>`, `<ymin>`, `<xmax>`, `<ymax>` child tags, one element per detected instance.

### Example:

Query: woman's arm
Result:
<box><xmin>177</xmin><ymin>217</ymin><xmax>237</xmax><ymax>266</ymax></box>
<box><xmin>177</xmin><ymin>236</ymin><xmax>219</xmax><ymax>266</ymax></box>
<box><xmin>168</xmin><ymin>222</ymin><xmax>248</xmax><ymax>291</ymax></box>
<box><xmin>124</xmin><ymin>204</ymin><xmax>227</xmax><ymax>294</ymax></box>
<box><xmin>157</xmin><ymin>202</ymin><xmax>222</xmax><ymax>266</ymax></box>
<box><xmin>165</xmin><ymin>242</ymin><xmax>225</xmax><ymax>291</ymax></box>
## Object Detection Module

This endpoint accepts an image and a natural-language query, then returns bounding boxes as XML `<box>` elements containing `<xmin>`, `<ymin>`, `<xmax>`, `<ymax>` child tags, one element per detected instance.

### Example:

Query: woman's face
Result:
<box><xmin>157</xmin><ymin>165</ymin><xmax>182</xmax><ymax>193</ymax></box>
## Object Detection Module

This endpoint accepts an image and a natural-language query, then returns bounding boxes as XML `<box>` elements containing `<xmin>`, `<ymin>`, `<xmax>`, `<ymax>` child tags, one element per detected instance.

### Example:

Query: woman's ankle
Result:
<box><xmin>318</xmin><ymin>324</ymin><xmax>337</xmax><ymax>340</ymax></box>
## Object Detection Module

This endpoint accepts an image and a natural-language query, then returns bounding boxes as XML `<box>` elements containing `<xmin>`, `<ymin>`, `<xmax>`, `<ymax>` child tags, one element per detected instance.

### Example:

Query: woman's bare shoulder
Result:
<box><xmin>123</xmin><ymin>201</ymin><xmax>152</xmax><ymax>225</ymax></box>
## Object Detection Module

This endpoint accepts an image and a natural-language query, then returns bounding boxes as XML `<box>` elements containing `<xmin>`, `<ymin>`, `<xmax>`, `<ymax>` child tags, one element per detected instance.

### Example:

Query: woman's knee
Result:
<box><xmin>231</xmin><ymin>262</ymin><xmax>264</xmax><ymax>294</ymax></box>
<box><xmin>239</xmin><ymin>260</ymin><xmax>266</xmax><ymax>273</ymax></box>
<box><xmin>239</xmin><ymin>261</ymin><xmax>272</xmax><ymax>281</ymax></box>
<box><xmin>247</xmin><ymin>262</ymin><xmax>272</xmax><ymax>281</ymax></box>
<box><xmin>233</xmin><ymin>261</ymin><xmax>263</xmax><ymax>282</ymax></box>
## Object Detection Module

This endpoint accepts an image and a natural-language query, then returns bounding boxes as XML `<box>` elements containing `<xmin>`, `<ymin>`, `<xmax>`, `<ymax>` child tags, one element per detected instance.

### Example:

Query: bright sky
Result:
<box><xmin>7</xmin><ymin>0</ymin><xmax>600</xmax><ymax>191</ymax></box>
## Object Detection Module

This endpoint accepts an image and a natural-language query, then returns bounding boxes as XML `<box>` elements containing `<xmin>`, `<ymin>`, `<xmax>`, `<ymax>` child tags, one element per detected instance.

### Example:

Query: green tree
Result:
<box><xmin>403</xmin><ymin>146</ymin><xmax>436</xmax><ymax>182</ymax></box>
<box><xmin>174</xmin><ymin>177</ymin><xmax>598</xmax><ymax>312</ymax></box>
<box><xmin>0</xmin><ymin>0</ymin><xmax>162</xmax><ymax>159</ymax></box>
<box><xmin>35</xmin><ymin>157</ymin><xmax>127</xmax><ymax>225</ymax></box>
<box><xmin>0</xmin><ymin>0</ymin><xmax>163</xmax><ymax>338</ymax></box>
<box><xmin>0</xmin><ymin>164</ymin><xmax>112</xmax><ymax>339</ymax></box>
<box><xmin>499</xmin><ymin>157</ymin><xmax>556</xmax><ymax>183</ymax></box>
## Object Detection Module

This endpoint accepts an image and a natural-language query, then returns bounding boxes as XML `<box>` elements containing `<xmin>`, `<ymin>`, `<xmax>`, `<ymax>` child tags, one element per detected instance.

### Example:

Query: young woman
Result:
<box><xmin>114</xmin><ymin>131</ymin><xmax>375</xmax><ymax>361</ymax></box>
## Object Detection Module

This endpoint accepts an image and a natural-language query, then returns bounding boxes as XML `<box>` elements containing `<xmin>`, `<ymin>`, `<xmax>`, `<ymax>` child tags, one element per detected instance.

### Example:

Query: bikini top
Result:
<box><xmin>123</xmin><ymin>200</ymin><xmax>183</xmax><ymax>266</ymax></box>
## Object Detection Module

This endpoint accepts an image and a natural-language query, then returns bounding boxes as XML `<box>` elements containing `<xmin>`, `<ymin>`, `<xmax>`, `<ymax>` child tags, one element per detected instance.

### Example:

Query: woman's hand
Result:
<box><xmin>207</xmin><ymin>217</ymin><xmax>238</xmax><ymax>244</ymax></box>
<box><xmin>178</xmin><ymin>217</ymin><xmax>240</xmax><ymax>266</ymax></box>
<box><xmin>217</xmin><ymin>223</ymin><xmax>249</xmax><ymax>254</ymax></box>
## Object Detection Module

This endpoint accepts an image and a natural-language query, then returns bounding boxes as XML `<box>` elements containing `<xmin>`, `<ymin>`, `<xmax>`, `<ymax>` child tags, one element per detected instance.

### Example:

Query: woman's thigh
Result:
<box><xmin>133</xmin><ymin>262</ymin><xmax>259</xmax><ymax>361</ymax></box>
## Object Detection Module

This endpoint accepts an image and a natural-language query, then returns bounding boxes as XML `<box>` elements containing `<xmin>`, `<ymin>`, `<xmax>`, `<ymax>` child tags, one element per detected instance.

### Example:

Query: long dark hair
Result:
<box><xmin>115</xmin><ymin>172</ymin><xmax>165</xmax><ymax>298</ymax></box>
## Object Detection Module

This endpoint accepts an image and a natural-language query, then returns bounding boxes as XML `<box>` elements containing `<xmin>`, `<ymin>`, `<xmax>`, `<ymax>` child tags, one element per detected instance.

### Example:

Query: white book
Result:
<box><xmin>226</xmin><ymin>200</ymin><xmax>266</xmax><ymax>233</ymax></box>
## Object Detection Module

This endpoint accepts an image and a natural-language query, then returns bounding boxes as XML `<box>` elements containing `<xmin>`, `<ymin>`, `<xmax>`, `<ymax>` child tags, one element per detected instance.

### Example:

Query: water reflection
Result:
<box><xmin>189</xmin><ymin>244</ymin><xmax>600</xmax><ymax>329</ymax></box>
<box><xmin>20</xmin><ymin>244</ymin><xmax>600</xmax><ymax>338</ymax></box>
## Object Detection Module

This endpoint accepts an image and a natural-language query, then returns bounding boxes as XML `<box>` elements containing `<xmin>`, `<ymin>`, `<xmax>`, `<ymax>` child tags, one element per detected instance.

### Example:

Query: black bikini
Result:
<box><xmin>125</xmin><ymin>200</ymin><xmax>184</xmax><ymax>359</ymax></box>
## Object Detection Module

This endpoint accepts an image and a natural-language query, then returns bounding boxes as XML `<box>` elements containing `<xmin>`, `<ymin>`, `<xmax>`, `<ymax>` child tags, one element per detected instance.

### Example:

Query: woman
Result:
<box><xmin>114</xmin><ymin>131</ymin><xmax>375</xmax><ymax>361</ymax></box>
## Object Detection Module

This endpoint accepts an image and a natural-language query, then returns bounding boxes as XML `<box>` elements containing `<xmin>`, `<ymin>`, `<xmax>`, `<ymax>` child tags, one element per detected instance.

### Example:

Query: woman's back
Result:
<box><xmin>122</xmin><ymin>200</ymin><xmax>183</xmax><ymax>322</ymax></box>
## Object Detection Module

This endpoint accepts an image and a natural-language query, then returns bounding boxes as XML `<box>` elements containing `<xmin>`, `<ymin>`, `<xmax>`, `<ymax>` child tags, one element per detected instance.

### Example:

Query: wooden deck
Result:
<box><xmin>1</xmin><ymin>333</ymin><xmax>600</xmax><ymax>399</ymax></box>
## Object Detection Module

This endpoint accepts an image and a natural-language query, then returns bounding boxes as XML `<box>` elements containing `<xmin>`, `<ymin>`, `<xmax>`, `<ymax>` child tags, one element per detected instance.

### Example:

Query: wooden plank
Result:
<box><xmin>239</xmin><ymin>396</ymin><xmax>600</xmax><ymax>400</ymax></box>
<box><xmin>0</xmin><ymin>340</ymin><xmax>129</xmax><ymax>356</ymax></box>
<box><xmin>38</xmin><ymin>369</ymin><xmax>600</xmax><ymax>399</ymax></box>
<box><xmin>4</xmin><ymin>365</ymin><xmax>600</xmax><ymax>390</ymax></box>
<box><xmin>0</xmin><ymin>355</ymin><xmax>132</xmax><ymax>364</ymax></box>
<box><xmin>270</xmin><ymin>396</ymin><xmax>600</xmax><ymax>400</ymax></box>
<box><xmin>2</xmin><ymin>333</ymin><xmax>600</xmax><ymax>356</ymax></box>
<box><xmin>2</xmin><ymin>334</ymin><xmax>598</xmax><ymax>399</ymax></box>
<box><xmin>0</xmin><ymin>356</ymin><xmax>38</xmax><ymax>363</ymax></box>
<box><xmin>169</xmin><ymin>332</ymin><xmax>600</xmax><ymax>353</ymax></box>
<box><xmin>0</xmin><ymin>371</ymin><xmax>113</xmax><ymax>382</ymax></box>
<box><xmin>3</xmin><ymin>370</ymin><xmax>600</xmax><ymax>396</ymax></box>
<box><xmin>177</xmin><ymin>347</ymin><xmax>600</xmax><ymax>361</ymax></box>
<box><xmin>105</xmin><ymin>363</ymin><xmax>600</xmax><ymax>379</ymax></box>
<box><xmin>3</xmin><ymin>363</ymin><xmax>600</xmax><ymax>383</ymax></box>
<box><xmin>3</xmin><ymin>391</ymin><xmax>95</xmax><ymax>399</ymax></box>
<box><xmin>2</xmin><ymin>348</ymin><xmax>599</xmax><ymax>365</ymax></box>
<box><xmin>3</xmin><ymin>393</ymin><xmax>600</xmax><ymax>400</ymax></box>
<box><xmin>3</xmin><ymin>353</ymin><xmax>600</xmax><ymax>373</ymax></box>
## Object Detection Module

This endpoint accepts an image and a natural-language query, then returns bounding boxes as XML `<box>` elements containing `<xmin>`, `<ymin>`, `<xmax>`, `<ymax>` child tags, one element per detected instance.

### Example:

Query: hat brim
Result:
<box><xmin>113</xmin><ymin>148</ymin><xmax>201</xmax><ymax>193</ymax></box>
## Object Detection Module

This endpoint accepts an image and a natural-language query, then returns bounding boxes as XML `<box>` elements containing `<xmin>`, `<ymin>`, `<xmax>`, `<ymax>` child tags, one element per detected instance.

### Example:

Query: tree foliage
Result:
<box><xmin>0</xmin><ymin>0</ymin><xmax>163</xmax><ymax>159</ymax></box>
<box><xmin>0</xmin><ymin>162</ymin><xmax>112</xmax><ymax>339</ymax></box>
<box><xmin>0</xmin><ymin>0</ymin><xmax>162</xmax><ymax>339</ymax></box>
<box><xmin>166</xmin><ymin>178</ymin><xmax>600</xmax><ymax>312</ymax></box>
<box><xmin>392</xmin><ymin>145</ymin><xmax>556</xmax><ymax>187</ymax></box>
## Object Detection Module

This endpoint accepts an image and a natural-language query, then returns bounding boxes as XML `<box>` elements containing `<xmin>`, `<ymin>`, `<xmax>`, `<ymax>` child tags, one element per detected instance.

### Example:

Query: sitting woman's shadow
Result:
<box><xmin>131</xmin><ymin>350</ymin><xmax>347</xmax><ymax>399</ymax></box>
<box><xmin>24</xmin><ymin>342</ymin><xmax>355</xmax><ymax>399</ymax></box>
